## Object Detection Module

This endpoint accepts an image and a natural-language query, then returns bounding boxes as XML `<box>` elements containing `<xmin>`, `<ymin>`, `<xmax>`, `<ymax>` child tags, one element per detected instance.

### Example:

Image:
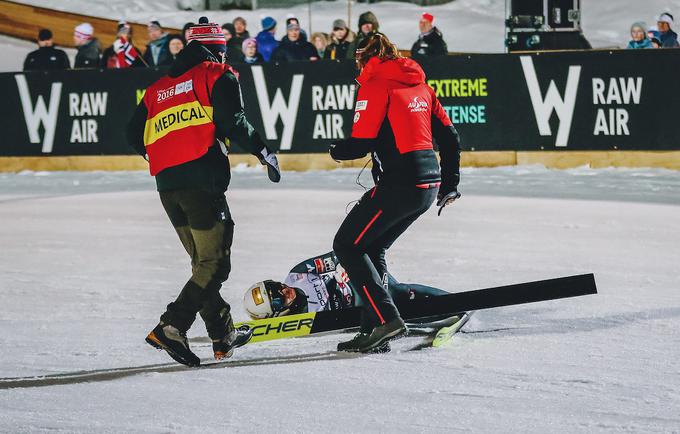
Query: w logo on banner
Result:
<box><xmin>520</xmin><ymin>56</ymin><xmax>581</xmax><ymax>147</ymax></box>
<box><xmin>14</xmin><ymin>74</ymin><xmax>62</xmax><ymax>153</ymax></box>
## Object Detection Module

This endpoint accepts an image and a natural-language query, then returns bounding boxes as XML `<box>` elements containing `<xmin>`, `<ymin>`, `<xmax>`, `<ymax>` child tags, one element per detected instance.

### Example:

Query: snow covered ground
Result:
<box><xmin>1</xmin><ymin>167</ymin><xmax>679</xmax><ymax>432</ymax></box>
<box><xmin>3</xmin><ymin>0</ymin><xmax>680</xmax><ymax>72</ymax></box>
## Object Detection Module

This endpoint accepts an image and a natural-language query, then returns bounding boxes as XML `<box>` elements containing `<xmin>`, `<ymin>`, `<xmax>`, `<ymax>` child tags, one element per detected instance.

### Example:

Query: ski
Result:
<box><xmin>235</xmin><ymin>273</ymin><xmax>597</xmax><ymax>344</ymax></box>
<box><xmin>432</xmin><ymin>312</ymin><xmax>473</xmax><ymax>348</ymax></box>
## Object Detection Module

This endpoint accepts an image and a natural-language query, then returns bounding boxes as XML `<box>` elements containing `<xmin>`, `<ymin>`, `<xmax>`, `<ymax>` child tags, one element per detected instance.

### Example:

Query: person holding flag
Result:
<box><xmin>102</xmin><ymin>21</ymin><xmax>145</xmax><ymax>68</ymax></box>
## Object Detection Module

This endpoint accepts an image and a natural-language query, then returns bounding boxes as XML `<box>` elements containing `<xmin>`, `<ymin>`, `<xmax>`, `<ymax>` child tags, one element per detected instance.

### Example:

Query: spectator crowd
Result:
<box><xmin>627</xmin><ymin>12</ymin><xmax>679</xmax><ymax>49</ymax></box>
<box><xmin>22</xmin><ymin>9</ymin><xmax>680</xmax><ymax>71</ymax></box>
<box><xmin>22</xmin><ymin>10</ymin><xmax>450</xmax><ymax>71</ymax></box>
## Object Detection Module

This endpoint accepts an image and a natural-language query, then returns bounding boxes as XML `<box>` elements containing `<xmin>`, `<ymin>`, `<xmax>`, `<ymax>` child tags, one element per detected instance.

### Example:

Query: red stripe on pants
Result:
<box><xmin>415</xmin><ymin>182</ymin><xmax>441</xmax><ymax>189</ymax></box>
<box><xmin>362</xmin><ymin>285</ymin><xmax>386</xmax><ymax>325</ymax></box>
<box><xmin>353</xmin><ymin>210</ymin><xmax>383</xmax><ymax>245</ymax></box>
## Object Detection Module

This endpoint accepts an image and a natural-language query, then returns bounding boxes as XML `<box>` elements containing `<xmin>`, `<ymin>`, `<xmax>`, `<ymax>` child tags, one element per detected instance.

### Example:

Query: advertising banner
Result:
<box><xmin>1</xmin><ymin>49</ymin><xmax>678</xmax><ymax>156</ymax></box>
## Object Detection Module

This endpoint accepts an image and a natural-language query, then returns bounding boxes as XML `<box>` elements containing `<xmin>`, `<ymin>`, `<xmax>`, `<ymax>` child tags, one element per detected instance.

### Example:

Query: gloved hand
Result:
<box><xmin>333</xmin><ymin>263</ymin><xmax>350</xmax><ymax>285</ymax></box>
<box><xmin>258</xmin><ymin>147</ymin><xmax>281</xmax><ymax>183</ymax></box>
<box><xmin>436</xmin><ymin>186</ymin><xmax>461</xmax><ymax>216</ymax></box>
<box><xmin>113</xmin><ymin>37</ymin><xmax>127</xmax><ymax>54</ymax></box>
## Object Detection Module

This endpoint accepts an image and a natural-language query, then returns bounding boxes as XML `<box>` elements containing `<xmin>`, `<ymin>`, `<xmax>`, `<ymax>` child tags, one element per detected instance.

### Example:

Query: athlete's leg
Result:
<box><xmin>334</xmin><ymin>185</ymin><xmax>436</xmax><ymax>329</ymax></box>
<box><xmin>387</xmin><ymin>274</ymin><xmax>449</xmax><ymax>302</ymax></box>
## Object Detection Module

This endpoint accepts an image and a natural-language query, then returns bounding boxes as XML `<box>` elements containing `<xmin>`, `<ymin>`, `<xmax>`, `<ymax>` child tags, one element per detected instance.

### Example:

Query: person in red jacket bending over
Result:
<box><xmin>330</xmin><ymin>32</ymin><xmax>462</xmax><ymax>353</ymax></box>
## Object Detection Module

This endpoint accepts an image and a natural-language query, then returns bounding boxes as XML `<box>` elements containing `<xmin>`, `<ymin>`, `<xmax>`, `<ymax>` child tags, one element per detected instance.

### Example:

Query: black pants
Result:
<box><xmin>158</xmin><ymin>189</ymin><xmax>235</xmax><ymax>340</ymax></box>
<box><xmin>333</xmin><ymin>183</ymin><xmax>438</xmax><ymax>332</ymax></box>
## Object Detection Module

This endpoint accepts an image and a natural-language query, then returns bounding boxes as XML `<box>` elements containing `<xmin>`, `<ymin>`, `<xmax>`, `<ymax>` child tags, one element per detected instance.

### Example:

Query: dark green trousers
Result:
<box><xmin>159</xmin><ymin>189</ymin><xmax>235</xmax><ymax>340</ymax></box>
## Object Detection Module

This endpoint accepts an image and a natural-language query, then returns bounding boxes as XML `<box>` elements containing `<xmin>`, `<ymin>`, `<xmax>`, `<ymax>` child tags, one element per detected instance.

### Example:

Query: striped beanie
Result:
<box><xmin>187</xmin><ymin>17</ymin><xmax>226</xmax><ymax>49</ymax></box>
<box><xmin>74</xmin><ymin>23</ymin><xmax>94</xmax><ymax>40</ymax></box>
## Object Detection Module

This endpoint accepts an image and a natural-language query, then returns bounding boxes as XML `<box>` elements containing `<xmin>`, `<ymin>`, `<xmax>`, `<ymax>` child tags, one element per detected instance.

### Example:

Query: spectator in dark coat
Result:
<box><xmin>284</xmin><ymin>15</ymin><xmax>308</xmax><ymax>41</ymax></box>
<box><xmin>101</xmin><ymin>21</ymin><xmax>145</xmax><ymax>68</ymax></box>
<box><xmin>311</xmin><ymin>32</ymin><xmax>329</xmax><ymax>59</ymax></box>
<box><xmin>657</xmin><ymin>12</ymin><xmax>680</xmax><ymax>47</ymax></box>
<box><xmin>23</xmin><ymin>28</ymin><xmax>70</xmax><ymax>71</ymax></box>
<box><xmin>143</xmin><ymin>20</ymin><xmax>172</xmax><ymax>67</ymax></box>
<box><xmin>233</xmin><ymin>17</ymin><xmax>250</xmax><ymax>40</ymax></box>
<box><xmin>73</xmin><ymin>23</ymin><xmax>101</xmax><ymax>68</ymax></box>
<box><xmin>167</xmin><ymin>34</ymin><xmax>185</xmax><ymax>62</ymax></box>
<box><xmin>411</xmin><ymin>12</ymin><xmax>448</xmax><ymax>59</ymax></box>
<box><xmin>271</xmin><ymin>21</ymin><xmax>318</xmax><ymax>63</ymax></box>
<box><xmin>222</xmin><ymin>23</ymin><xmax>243</xmax><ymax>61</ymax></box>
<box><xmin>182</xmin><ymin>22</ymin><xmax>194</xmax><ymax>43</ymax></box>
<box><xmin>242</xmin><ymin>37</ymin><xmax>264</xmax><ymax>64</ymax></box>
<box><xmin>325</xmin><ymin>19</ymin><xmax>355</xmax><ymax>60</ymax></box>
<box><xmin>256</xmin><ymin>16</ymin><xmax>279</xmax><ymax>62</ymax></box>
<box><xmin>346</xmin><ymin>11</ymin><xmax>379</xmax><ymax>59</ymax></box>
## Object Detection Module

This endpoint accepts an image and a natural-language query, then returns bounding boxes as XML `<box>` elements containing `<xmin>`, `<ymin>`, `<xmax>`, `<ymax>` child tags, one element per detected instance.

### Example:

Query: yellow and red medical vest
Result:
<box><xmin>142</xmin><ymin>61</ymin><xmax>236</xmax><ymax>175</ymax></box>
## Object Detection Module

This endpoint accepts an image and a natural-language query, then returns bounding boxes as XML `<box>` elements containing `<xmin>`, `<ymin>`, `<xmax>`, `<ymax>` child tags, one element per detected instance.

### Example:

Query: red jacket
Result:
<box><xmin>332</xmin><ymin>57</ymin><xmax>460</xmax><ymax>187</ymax></box>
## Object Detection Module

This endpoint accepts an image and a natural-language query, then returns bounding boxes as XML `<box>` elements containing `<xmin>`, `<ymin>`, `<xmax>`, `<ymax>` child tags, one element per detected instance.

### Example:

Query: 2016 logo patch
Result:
<box><xmin>355</xmin><ymin>100</ymin><xmax>368</xmax><ymax>111</ymax></box>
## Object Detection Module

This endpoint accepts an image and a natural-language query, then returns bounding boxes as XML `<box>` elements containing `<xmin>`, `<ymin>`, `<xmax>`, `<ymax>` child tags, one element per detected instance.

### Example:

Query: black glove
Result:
<box><xmin>258</xmin><ymin>147</ymin><xmax>281</xmax><ymax>183</ymax></box>
<box><xmin>437</xmin><ymin>183</ymin><xmax>461</xmax><ymax>216</ymax></box>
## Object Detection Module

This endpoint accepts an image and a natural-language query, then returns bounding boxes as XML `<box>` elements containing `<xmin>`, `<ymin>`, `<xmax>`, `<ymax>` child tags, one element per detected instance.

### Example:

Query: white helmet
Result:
<box><xmin>243</xmin><ymin>281</ymin><xmax>274</xmax><ymax>319</ymax></box>
<box><xmin>243</xmin><ymin>280</ymin><xmax>309</xmax><ymax>320</ymax></box>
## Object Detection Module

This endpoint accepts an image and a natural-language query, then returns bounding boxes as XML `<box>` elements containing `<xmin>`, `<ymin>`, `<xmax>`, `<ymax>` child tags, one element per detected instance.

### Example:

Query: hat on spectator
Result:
<box><xmin>74</xmin><ymin>23</ymin><xmax>94</xmax><ymax>40</ymax></box>
<box><xmin>261</xmin><ymin>16</ymin><xmax>276</xmax><ymax>31</ymax></box>
<box><xmin>421</xmin><ymin>12</ymin><xmax>434</xmax><ymax>23</ymax></box>
<box><xmin>242</xmin><ymin>37</ymin><xmax>257</xmax><ymax>52</ymax></box>
<box><xmin>358</xmin><ymin>11</ymin><xmax>379</xmax><ymax>31</ymax></box>
<box><xmin>148</xmin><ymin>20</ymin><xmax>162</xmax><ymax>30</ymax></box>
<box><xmin>332</xmin><ymin>19</ymin><xmax>348</xmax><ymax>30</ymax></box>
<box><xmin>221</xmin><ymin>22</ymin><xmax>236</xmax><ymax>36</ymax></box>
<box><xmin>117</xmin><ymin>20</ymin><xmax>131</xmax><ymax>37</ymax></box>
<box><xmin>38</xmin><ymin>28</ymin><xmax>52</xmax><ymax>41</ymax></box>
<box><xmin>658</xmin><ymin>12</ymin><xmax>674</xmax><ymax>25</ymax></box>
<box><xmin>187</xmin><ymin>17</ymin><xmax>226</xmax><ymax>55</ymax></box>
<box><xmin>287</xmin><ymin>21</ymin><xmax>300</xmax><ymax>31</ymax></box>
<box><xmin>631</xmin><ymin>21</ymin><xmax>647</xmax><ymax>32</ymax></box>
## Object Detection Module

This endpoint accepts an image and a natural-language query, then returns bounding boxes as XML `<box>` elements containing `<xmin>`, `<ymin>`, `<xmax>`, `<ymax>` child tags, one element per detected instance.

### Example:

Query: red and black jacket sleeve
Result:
<box><xmin>329</xmin><ymin>80</ymin><xmax>388</xmax><ymax>161</ymax></box>
<box><xmin>429</xmin><ymin>87</ymin><xmax>461</xmax><ymax>191</ymax></box>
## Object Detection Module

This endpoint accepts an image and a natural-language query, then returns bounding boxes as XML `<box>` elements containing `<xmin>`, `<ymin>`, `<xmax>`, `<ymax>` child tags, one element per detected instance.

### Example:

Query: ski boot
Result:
<box><xmin>357</xmin><ymin>317</ymin><xmax>407</xmax><ymax>353</ymax></box>
<box><xmin>337</xmin><ymin>332</ymin><xmax>391</xmax><ymax>353</ymax></box>
<box><xmin>213</xmin><ymin>325</ymin><xmax>254</xmax><ymax>360</ymax></box>
<box><xmin>146</xmin><ymin>322</ymin><xmax>201</xmax><ymax>367</ymax></box>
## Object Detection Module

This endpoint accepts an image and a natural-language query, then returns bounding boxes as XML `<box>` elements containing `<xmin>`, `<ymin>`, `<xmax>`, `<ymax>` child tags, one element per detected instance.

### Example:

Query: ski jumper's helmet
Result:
<box><xmin>244</xmin><ymin>280</ymin><xmax>308</xmax><ymax>319</ymax></box>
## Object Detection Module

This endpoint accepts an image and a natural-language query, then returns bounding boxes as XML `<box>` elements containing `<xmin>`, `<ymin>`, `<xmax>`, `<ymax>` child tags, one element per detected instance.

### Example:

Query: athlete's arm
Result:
<box><xmin>330</xmin><ymin>81</ymin><xmax>388</xmax><ymax>161</ymax></box>
<box><xmin>429</xmin><ymin>87</ymin><xmax>461</xmax><ymax>194</ymax></box>
<box><xmin>126</xmin><ymin>100</ymin><xmax>149</xmax><ymax>158</ymax></box>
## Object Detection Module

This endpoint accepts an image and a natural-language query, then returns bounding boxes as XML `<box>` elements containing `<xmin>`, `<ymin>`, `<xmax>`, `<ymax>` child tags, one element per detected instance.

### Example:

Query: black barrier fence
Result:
<box><xmin>2</xmin><ymin>49</ymin><xmax>679</xmax><ymax>157</ymax></box>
